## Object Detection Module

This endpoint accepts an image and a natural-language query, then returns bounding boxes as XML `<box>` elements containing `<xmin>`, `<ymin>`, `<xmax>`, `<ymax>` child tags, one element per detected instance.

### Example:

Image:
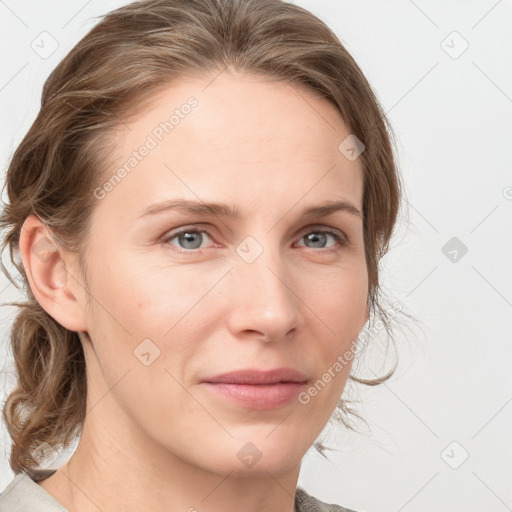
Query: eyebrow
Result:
<box><xmin>139</xmin><ymin>198</ymin><xmax>362</xmax><ymax>220</ymax></box>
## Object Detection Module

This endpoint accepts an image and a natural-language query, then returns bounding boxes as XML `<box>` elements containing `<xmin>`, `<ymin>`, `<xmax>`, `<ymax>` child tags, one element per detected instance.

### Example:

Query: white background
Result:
<box><xmin>1</xmin><ymin>1</ymin><xmax>511</xmax><ymax>511</ymax></box>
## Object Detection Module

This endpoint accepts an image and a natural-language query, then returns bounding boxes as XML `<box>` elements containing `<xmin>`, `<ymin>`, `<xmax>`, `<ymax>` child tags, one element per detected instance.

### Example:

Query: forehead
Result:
<box><xmin>96</xmin><ymin>72</ymin><xmax>364</xmax><ymax>220</ymax></box>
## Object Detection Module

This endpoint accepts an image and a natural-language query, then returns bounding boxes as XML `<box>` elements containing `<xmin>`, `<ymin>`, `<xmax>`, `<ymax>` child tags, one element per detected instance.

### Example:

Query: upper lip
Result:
<box><xmin>202</xmin><ymin>367</ymin><xmax>308</xmax><ymax>385</ymax></box>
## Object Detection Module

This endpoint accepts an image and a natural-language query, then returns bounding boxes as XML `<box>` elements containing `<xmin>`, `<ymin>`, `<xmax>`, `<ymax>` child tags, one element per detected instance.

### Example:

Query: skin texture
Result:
<box><xmin>20</xmin><ymin>70</ymin><xmax>369</xmax><ymax>512</ymax></box>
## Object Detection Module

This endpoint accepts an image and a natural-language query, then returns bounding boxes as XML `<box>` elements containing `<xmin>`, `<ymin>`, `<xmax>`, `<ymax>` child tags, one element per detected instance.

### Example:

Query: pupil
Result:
<box><xmin>307</xmin><ymin>232</ymin><xmax>326</xmax><ymax>248</ymax></box>
<box><xmin>181</xmin><ymin>232</ymin><xmax>201</xmax><ymax>249</ymax></box>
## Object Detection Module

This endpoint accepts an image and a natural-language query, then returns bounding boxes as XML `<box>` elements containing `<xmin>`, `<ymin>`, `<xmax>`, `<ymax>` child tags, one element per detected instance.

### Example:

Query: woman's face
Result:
<box><xmin>74</xmin><ymin>71</ymin><xmax>368</xmax><ymax>476</ymax></box>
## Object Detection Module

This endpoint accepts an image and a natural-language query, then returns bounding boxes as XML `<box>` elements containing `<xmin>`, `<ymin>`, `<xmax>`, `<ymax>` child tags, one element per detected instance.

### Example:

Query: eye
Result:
<box><xmin>161</xmin><ymin>226</ymin><xmax>214</xmax><ymax>252</ymax></box>
<box><xmin>296</xmin><ymin>228</ymin><xmax>348</xmax><ymax>250</ymax></box>
<box><xmin>161</xmin><ymin>225</ymin><xmax>349</xmax><ymax>254</ymax></box>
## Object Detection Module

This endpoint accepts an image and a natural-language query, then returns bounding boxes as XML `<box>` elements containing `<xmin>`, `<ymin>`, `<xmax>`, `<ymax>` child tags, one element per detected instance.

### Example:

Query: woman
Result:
<box><xmin>0</xmin><ymin>0</ymin><xmax>403</xmax><ymax>510</ymax></box>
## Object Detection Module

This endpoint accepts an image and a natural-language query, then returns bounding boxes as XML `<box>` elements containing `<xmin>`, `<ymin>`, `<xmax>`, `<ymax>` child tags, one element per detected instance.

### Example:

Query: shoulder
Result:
<box><xmin>0</xmin><ymin>470</ymin><xmax>66</xmax><ymax>512</ymax></box>
<box><xmin>295</xmin><ymin>486</ymin><xmax>363</xmax><ymax>512</ymax></box>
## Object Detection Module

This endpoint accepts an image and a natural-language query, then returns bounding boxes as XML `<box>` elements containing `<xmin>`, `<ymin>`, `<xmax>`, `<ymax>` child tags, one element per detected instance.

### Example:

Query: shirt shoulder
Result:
<box><xmin>0</xmin><ymin>470</ymin><xmax>66</xmax><ymax>512</ymax></box>
<box><xmin>0</xmin><ymin>473</ymin><xmax>362</xmax><ymax>512</ymax></box>
<box><xmin>295</xmin><ymin>486</ymin><xmax>362</xmax><ymax>512</ymax></box>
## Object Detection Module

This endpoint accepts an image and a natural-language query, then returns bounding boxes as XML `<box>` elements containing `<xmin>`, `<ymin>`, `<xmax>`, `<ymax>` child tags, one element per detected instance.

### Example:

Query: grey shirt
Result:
<box><xmin>0</xmin><ymin>470</ymin><xmax>359</xmax><ymax>512</ymax></box>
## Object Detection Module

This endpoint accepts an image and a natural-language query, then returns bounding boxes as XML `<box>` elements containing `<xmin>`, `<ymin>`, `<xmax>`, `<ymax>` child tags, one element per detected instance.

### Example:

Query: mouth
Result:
<box><xmin>201</xmin><ymin>367</ymin><xmax>308</xmax><ymax>385</ymax></box>
<box><xmin>200</xmin><ymin>367</ymin><xmax>308</xmax><ymax>410</ymax></box>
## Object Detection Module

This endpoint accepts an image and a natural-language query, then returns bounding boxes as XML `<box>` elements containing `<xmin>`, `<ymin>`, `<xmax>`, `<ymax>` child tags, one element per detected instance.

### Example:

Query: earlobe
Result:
<box><xmin>19</xmin><ymin>214</ymin><xmax>89</xmax><ymax>333</ymax></box>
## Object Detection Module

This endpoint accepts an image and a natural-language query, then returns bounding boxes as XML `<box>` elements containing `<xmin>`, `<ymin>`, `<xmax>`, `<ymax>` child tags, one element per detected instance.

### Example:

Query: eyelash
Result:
<box><xmin>160</xmin><ymin>224</ymin><xmax>349</xmax><ymax>254</ymax></box>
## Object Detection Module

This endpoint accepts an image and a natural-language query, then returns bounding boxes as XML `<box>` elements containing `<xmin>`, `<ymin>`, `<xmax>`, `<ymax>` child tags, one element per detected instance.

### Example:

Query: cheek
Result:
<box><xmin>83</xmin><ymin>258</ymin><xmax>211</xmax><ymax>409</ymax></box>
<box><xmin>95</xmin><ymin>260</ymin><xmax>226</xmax><ymax>377</ymax></box>
<box><xmin>94</xmin><ymin>256</ymin><xmax>203</xmax><ymax>327</ymax></box>
<box><xmin>294</xmin><ymin>262</ymin><xmax>367</xmax><ymax>398</ymax></box>
<box><xmin>298</xmin><ymin>261</ymin><xmax>368</xmax><ymax>333</ymax></box>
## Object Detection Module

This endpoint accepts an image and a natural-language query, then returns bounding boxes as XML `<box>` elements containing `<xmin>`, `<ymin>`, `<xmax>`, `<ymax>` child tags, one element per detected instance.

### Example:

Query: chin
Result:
<box><xmin>223</xmin><ymin>454</ymin><xmax>301</xmax><ymax>478</ymax></box>
<box><xmin>218</xmin><ymin>435</ymin><xmax>304</xmax><ymax>476</ymax></box>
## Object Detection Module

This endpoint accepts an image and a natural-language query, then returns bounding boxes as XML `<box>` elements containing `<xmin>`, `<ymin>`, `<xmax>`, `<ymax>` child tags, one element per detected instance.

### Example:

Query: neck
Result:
<box><xmin>38</xmin><ymin>401</ymin><xmax>301</xmax><ymax>512</ymax></box>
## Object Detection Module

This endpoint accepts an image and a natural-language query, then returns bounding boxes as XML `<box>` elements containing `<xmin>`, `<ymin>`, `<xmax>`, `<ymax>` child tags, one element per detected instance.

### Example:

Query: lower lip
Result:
<box><xmin>201</xmin><ymin>382</ymin><xmax>306</xmax><ymax>410</ymax></box>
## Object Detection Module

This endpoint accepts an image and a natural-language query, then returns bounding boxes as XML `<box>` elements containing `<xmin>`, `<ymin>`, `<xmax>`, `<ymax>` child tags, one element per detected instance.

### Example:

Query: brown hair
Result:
<box><xmin>1</xmin><ymin>0</ymin><xmax>406</xmax><ymax>475</ymax></box>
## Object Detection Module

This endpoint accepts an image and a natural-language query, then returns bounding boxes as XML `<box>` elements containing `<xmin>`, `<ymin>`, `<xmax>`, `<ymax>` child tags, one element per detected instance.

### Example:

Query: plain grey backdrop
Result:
<box><xmin>1</xmin><ymin>1</ymin><xmax>511</xmax><ymax>511</ymax></box>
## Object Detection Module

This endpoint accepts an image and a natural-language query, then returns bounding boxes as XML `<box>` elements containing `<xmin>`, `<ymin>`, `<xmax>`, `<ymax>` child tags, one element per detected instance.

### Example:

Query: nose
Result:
<box><xmin>226</xmin><ymin>241</ymin><xmax>301</xmax><ymax>343</ymax></box>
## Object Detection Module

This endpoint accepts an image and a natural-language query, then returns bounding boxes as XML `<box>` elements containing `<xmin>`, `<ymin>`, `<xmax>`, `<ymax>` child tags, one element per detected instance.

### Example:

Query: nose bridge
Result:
<box><xmin>228</xmin><ymin>233</ymin><xmax>300</xmax><ymax>338</ymax></box>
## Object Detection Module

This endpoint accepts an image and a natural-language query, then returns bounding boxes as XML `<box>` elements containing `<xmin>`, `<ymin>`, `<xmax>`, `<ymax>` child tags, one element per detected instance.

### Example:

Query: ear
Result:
<box><xmin>19</xmin><ymin>214</ymin><xmax>89</xmax><ymax>333</ymax></box>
